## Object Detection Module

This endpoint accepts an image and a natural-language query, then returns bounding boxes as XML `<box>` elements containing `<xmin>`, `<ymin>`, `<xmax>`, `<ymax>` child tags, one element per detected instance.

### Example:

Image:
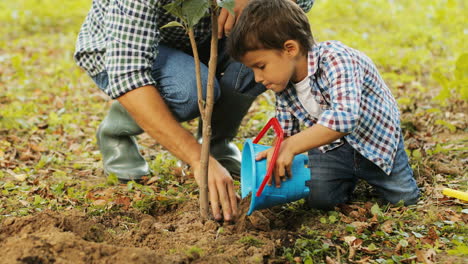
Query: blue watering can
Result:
<box><xmin>241</xmin><ymin>118</ymin><xmax>311</xmax><ymax>215</ymax></box>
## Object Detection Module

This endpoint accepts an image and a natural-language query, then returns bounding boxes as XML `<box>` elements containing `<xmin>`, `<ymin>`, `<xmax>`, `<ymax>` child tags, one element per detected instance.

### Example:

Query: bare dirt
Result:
<box><xmin>0</xmin><ymin>197</ymin><xmax>302</xmax><ymax>264</ymax></box>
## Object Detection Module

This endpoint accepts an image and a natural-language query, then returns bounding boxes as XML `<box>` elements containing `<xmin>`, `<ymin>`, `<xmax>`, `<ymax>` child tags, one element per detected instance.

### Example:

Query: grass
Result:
<box><xmin>0</xmin><ymin>0</ymin><xmax>466</xmax><ymax>263</ymax></box>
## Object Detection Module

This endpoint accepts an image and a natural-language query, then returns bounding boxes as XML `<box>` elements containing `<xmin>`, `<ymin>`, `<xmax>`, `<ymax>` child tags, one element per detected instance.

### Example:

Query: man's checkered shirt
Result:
<box><xmin>74</xmin><ymin>0</ymin><xmax>314</xmax><ymax>99</ymax></box>
<box><xmin>276</xmin><ymin>41</ymin><xmax>402</xmax><ymax>175</ymax></box>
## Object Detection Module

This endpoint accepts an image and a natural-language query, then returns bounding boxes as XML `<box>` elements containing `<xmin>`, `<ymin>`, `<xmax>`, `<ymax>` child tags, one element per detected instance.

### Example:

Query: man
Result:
<box><xmin>74</xmin><ymin>0</ymin><xmax>314</xmax><ymax>221</ymax></box>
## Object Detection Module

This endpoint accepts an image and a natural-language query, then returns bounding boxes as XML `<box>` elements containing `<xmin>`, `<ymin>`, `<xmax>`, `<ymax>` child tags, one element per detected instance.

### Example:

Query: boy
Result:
<box><xmin>227</xmin><ymin>0</ymin><xmax>419</xmax><ymax>210</ymax></box>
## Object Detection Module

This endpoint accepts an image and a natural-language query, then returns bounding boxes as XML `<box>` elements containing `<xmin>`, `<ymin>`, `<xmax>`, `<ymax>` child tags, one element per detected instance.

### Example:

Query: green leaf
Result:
<box><xmin>346</xmin><ymin>225</ymin><xmax>355</xmax><ymax>232</ymax></box>
<box><xmin>397</xmin><ymin>97</ymin><xmax>412</xmax><ymax>106</ymax></box>
<box><xmin>434</xmin><ymin>119</ymin><xmax>457</xmax><ymax>132</ymax></box>
<box><xmin>425</xmin><ymin>108</ymin><xmax>442</xmax><ymax>113</ymax></box>
<box><xmin>399</xmin><ymin>239</ymin><xmax>408</xmax><ymax>247</ymax></box>
<box><xmin>162</xmin><ymin>1</ymin><xmax>184</xmax><ymax>20</ymax></box>
<box><xmin>127</xmin><ymin>181</ymin><xmax>135</xmax><ymax>191</ymax></box>
<box><xmin>412</xmin><ymin>149</ymin><xmax>422</xmax><ymax>161</ymax></box>
<box><xmin>454</xmin><ymin>53</ymin><xmax>468</xmax><ymax>81</ymax></box>
<box><xmin>367</xmin><ymin>243</ymin><xmax>378</xmax><ymax>251</ymax></box>
<box><xmin>182</xmin><ymin>0</ymin><xmax>209</xmax><ymax>27</ymax></box>
<box><xmin>447</xmin><ymin>240</ymin><xmax>468</xmax><ymax>256</ymax></box>
<box><xmin>160</xmin><ymin>21</ymin><xmax>185</xmax><ymax>29</ymax></box>
<box><xmin>371</xmin><ymin>203</ymin><xmax>382</xmax><ymax>216</ymax></box>
<box><xmin>304</xmin><ymin>257</ymin><xmax>313</xmax><ymax>264</ymax></box>
<box><xmin>432</xmin><ymin>70</ymin><xmax>450</xmax><ymax>103</ymax></box>
<box><xmin>106</xmin><ymin>173</ymin><xmax>119</xmax><ymax>186</ymax></box>
<box><xmin>218</xmin><ymin>0</ymin><xmax>235</xmax><ymax>15</ymax></box>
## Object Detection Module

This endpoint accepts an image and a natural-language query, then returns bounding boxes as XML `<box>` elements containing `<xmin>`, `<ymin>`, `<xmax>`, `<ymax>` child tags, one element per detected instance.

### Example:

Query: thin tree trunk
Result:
<box><xmin>188</xmin><ymin>1</ymin><xmax>219</xmax><ymax>221</ymax></box>
<box><xmin>188</xmin><ymin>29</ymin><xmax>205</xmax><ymax>121</ymax></box>
<box><xmin>199</xmin><ymin>0</ymin><xmax>219</xmax><ymax>219</ymax></box>
<box><xmin>188</xmin><ymin>29</ymin><xmax>209</xmax><ymax>220</ymax></box>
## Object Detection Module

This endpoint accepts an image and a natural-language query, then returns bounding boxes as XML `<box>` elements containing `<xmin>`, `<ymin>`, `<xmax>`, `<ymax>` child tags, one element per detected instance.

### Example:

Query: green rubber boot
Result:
<box><xmin>198</xmin><ymin>88</ymin><xmax>256</xmax><ymax>177</ymax></box>
<box><xmin>96</xmin><ymin>101</ymin><xmax>150</xmax><ymax>182</ymax></box>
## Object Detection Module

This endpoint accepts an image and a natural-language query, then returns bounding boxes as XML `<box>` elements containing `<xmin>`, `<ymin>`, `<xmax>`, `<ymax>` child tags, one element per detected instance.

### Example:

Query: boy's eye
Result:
<box><xmin>257</xmin><ymin>65</ymin><xmax>265</xmax><ymax>70</ymax></box>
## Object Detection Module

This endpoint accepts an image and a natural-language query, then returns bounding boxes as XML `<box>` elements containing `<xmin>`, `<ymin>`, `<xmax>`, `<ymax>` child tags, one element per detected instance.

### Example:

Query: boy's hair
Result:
<box><xmin>227</xmin><ymin>0</ymin><xmax>314</xmax><ymax>61</ymax></box>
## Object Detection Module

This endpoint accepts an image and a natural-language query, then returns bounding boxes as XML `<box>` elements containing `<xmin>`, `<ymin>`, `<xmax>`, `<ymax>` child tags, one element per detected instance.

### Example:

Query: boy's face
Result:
<box><xmin>240</xmin><ymin>43</ymin><xmax>306</xmax><ymax>93</ymax></box>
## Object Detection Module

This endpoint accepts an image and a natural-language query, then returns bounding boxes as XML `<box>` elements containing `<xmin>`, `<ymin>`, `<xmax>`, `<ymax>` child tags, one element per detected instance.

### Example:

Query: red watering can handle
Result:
<box><xmin>252</xmin><ymin>117</ymin><xmax>284</xmax><ymax>197</ymax></box>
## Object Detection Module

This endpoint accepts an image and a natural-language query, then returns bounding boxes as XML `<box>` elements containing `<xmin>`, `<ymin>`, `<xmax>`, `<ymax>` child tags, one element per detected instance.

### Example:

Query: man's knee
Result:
<box><xmin>165</xmin><ymin>80</ymin><xmax>220</xmax><ymax>121</ymax></box>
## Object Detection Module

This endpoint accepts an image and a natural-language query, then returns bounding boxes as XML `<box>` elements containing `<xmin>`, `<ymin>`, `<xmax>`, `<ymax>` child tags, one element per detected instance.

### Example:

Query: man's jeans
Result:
<box><xmin>306</xmin><ymin>135</ymin><xmax>420</xmax><ymax>210</ymax></box>
<box><xmin>91</xmin><ymin>40</ymin><xmax>265</xmax><ymax>122</ymax></box>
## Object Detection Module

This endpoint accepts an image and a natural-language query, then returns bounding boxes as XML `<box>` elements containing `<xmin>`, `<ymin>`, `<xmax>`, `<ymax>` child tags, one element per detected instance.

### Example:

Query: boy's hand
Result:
<box><xmin>255</xmin><ymin>145</ymin><xmax>294</xmax><ymax>188</ymax></box>
<box><xmin>217</xmin><ymin>0</ymin><xmax>249</xmax><ymax>39</ymax></box>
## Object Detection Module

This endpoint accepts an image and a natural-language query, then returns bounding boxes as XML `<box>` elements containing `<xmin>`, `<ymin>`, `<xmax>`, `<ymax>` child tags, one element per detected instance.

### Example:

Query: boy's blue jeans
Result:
<box><xmin>306</xmin><ymin>135</ymin><xmax>419</xmax><ymax>210</ymax></box>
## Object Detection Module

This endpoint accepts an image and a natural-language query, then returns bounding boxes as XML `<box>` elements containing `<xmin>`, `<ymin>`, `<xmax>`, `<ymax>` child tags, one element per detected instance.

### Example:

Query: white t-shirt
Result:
<box><xmin>293</xmin><ymin>76</ymin><xmax>341</xmax><ymax>143</ymax></box>
<box><xmin>293</xmin><ymin>76</ymin><xmax>323</xmax><ymax>119</ymax></box>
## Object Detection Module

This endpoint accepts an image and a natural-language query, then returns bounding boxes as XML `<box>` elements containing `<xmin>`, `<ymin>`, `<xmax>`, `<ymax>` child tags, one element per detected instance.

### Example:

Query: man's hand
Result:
<box><xmin>118</xmin><ymin>86</ymin><xmax>239</xmax><ymax>221</ymax></box>
<box><xmin>193</xmin><ymin>157</ymin><xmax>239</xmax><ymax>221</ymax></box>
<box><xmin>217</xmin><ymin>0</ymin><xmax>249</xmax><ymax>39</ymax></box>
<box><xmin>255</xmin><ymin>143</ymin><xmax>294</xmax><ymax>188</ymax></box>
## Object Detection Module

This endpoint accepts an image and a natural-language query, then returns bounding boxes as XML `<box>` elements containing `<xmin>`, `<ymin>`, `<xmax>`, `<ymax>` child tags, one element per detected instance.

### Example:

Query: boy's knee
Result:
<box><xmin>385</xmin><ymin>188</ymin><xmax>420</xmax><ymax>206</ymax></box>
<box><xmin>306</xmin><ymin>195</ymin><xmax>337</xmax><ymax>211</ymax></box>
<box><xmin>306</xmin><ymin>188</ymin><xmax>347</xmax><ymax>211</ymax></box>
<box><xmin>305</xmin><ymin>178</ymin><xmax>355</xmax><ymax>211</ymax></box>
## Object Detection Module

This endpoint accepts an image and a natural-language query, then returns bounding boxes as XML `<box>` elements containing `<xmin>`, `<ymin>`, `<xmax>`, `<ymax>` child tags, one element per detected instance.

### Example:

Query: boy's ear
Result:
<box><xmin>283</xmin><ymin>40</ymin><xmax>300</xmax><ymax>56</ymax></box>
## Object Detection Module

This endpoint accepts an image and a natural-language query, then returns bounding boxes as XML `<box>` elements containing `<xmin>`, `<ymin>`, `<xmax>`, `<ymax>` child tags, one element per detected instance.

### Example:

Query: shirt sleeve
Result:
<box><xmin>105</xmin><ymin>0</ymin><xmax>160</xmax><ymax>99</ymax></box>
<box><xmin>296</xmin><ymin>0</ymin><xmax>314</xmax><ymax>13</ymax></box>
<box><xmin>317</xmin><ymin>51</ymin><xmax>363</xmax><ymax>133</ymax></box>
<box><xmin>275</xmin><ymin>93</ymin><xmax>300</xmax><ymax>137</ymax></box>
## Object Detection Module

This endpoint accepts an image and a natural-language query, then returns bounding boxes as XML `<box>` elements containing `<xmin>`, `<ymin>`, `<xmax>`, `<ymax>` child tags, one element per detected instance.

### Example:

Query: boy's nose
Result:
<box><xmin>254</xmin><ymin>73</ymin><xmax>263</xmax><ymax>84</ymax></box>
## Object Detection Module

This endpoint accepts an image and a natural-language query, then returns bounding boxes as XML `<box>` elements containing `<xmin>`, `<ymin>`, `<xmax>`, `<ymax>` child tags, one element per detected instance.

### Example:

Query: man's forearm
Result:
<box><xmin>117</xmin><ymin>85</ymin><xmax>202</xmax><ymax>168</ymax></box>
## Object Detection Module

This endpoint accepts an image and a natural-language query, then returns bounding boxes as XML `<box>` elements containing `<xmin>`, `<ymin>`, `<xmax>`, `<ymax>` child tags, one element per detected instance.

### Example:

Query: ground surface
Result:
<box><xmin>0</xmin><ymin>0</ymin><xmax>467</xmax><ymax>263</ymax></box>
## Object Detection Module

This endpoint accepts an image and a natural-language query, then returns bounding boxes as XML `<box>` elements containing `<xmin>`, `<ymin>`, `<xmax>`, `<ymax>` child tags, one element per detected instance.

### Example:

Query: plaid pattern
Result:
<box><xmin>74</xmin><ymin>0</ymin><xmax>314</xmax><ymax>99</ymax></box>
<box><xmin>276</xmin><ymin>41</ymin><xmax>401</xmax><ymax>175</ymax></box>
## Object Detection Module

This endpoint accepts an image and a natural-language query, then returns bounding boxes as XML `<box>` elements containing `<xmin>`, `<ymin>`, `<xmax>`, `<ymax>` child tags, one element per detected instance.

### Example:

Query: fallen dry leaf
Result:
<box><xmin>350</xmin><ymin>221</ymin><xmax>370</xmax><ymax>234</ymax></box>
<box><xmin>344</xmin><ymin>236</ymin><xmax>362</xmax><ymax>261</ymax></box>
<box><xmin>146</xmin><ymin>176</ymin><xmax>160</xmax><ymax>185</ymax></box>
<box><xmin>339</xmin><ymin>213</ymin><xmax>354</xmax><ymax>224</ymax></box>
<box><xmin>354</xmin><ymin>256</ymin><xmax>372</xmax><ymax>263</ymax></box>
<box><xmin>92</xmin><ymin>199</ymin><xmax>108</xmax><ymax>206</ymax></box>
<box><xmin>381</xmin><ymin>220</ymin><xmax>394</xmax><ymax>233</ymax></box>
<box><xmin>416</xmin><ymin>249</ymin><xmax>436</xmax><ymax>264</ymax></box>
<box><xmin>432</xmin><ymin>161</ymin><xmax>460</xmax><ymax>175</ymax></box>
<box><xmin>421</xmin><ymin>226</ymin><xmax>439</xmax><ymax>246</ymax></box>
<box><xmin>14</xmin><ymin>174</ymin><xmax>28</xmax><ymax>182</ymax></box>
<box><xmin>325</xmin><ymin>256</ymin><xmax>337</xmax><ymax>264</ymax></box>
<box><xmin>29</xmin><ymin>143</ymin><xmax>46</xmax><ymax>152</ymax></box>
<box><xmin>114</xmin><ymin>195</ymin><xmax>131</xmax><ymax>210</ymax></box>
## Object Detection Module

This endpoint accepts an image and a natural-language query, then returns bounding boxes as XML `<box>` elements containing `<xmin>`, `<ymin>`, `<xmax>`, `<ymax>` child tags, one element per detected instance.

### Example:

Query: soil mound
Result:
<box><xmin>0</xmin><ymin>198</ymin><xmax>298</xmax><ymax>264</ymax></box>
<box><xmin>0</xmin><ymin>210</ymin><xmax>167</xmax><ymax>264</ymax></box>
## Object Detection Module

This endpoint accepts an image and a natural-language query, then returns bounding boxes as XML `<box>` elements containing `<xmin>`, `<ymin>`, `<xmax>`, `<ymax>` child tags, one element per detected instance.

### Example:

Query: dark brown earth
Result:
<box><xmin>0</xmin><ymin>196</ymin><xmax>304</xmax><ymax>264</ymax></box>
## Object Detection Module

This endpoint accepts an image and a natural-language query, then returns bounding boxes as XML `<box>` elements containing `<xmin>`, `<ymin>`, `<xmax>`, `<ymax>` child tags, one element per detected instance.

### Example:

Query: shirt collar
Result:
<box><xmin>308</xmin><ymin>43</ymin><xmax>320</xmax><ymax>77</ymax></box>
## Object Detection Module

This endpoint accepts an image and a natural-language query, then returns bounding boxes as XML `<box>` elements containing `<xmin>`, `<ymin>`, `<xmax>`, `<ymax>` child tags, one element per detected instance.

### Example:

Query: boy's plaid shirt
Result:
<box><xmin>74</xmin><ymin>0</ymin><xmax>314</xmax><ymax>99</ymax></box>
<box><xmin>276</xmin><ymin>41</ymin><xmax>401</xmax><ymax>175</ymax></box>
